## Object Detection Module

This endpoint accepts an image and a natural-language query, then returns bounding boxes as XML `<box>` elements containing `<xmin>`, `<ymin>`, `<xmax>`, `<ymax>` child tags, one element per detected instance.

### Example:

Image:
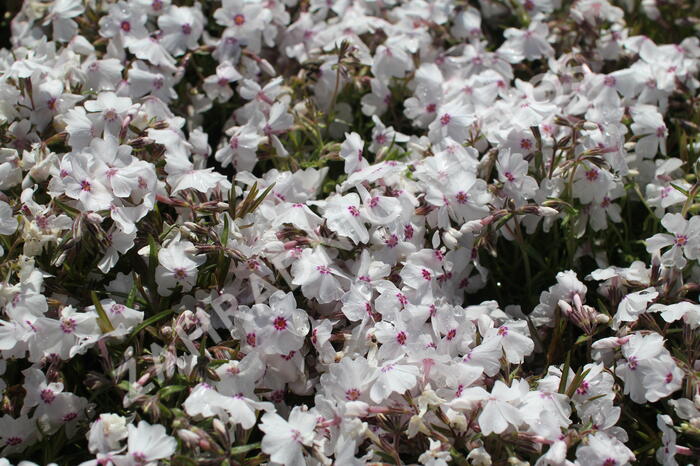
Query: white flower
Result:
<box><xmin>646</xmin><ymin>213</ymin><xmax>700</xmax><ymax>269</ymax></box>
<box><xmin>155</xmin><ymin>238</ymin><xmax>206</xmax><ymax>296</ymax></box>
<box><xmin>260</xmin><ymin>407</ymin><xmax>317</xmax><ymax>466</ymax></box>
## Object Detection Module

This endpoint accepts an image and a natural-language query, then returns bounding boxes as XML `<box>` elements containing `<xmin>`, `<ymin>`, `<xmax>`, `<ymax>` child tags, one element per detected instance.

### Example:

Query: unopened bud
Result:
<box><xmin>595</xmin><ymin>314</ymin><xmax>610</xmax><ymax>324</ymax></box>
<box><xmin>86</xmin><ymin>212</ymin><xmax>104</xmax><ymax>224</ymax></box>
<box><xmin>152</xmin><ymin>120</ymin><xmax>169</xmax><ymax>130</ymax></box>
<box><xmin>538</xmin><ymin>206</ymin><xmax>559</xmax><ymax>217</ymax></box>
<box><xmin>583</xmin><ymin>121</ymin><xmax>600</xmax><ymax>131</ymax></box>
<box><xmin>558</xmin><ymin>299</ymin><xmax>573</xmax><ymax>314</ymax></box>
<box><xmin>259</xmin><ymin>58</ymin><xmax>276</xmax><ymax>76</ymax></box>
<box><xmin>213</xmin><ymin>418</ymin><xmax>227</xmax><ymax>438</ymax></box>
<box><xmin>178</xmin><ymin>429</ymin><xmax>199</xmax><ymax>446</ymax></box>
<box><xmin>443</xmin><ymin>230</ymin><xmax>460</xmax><ymax>249</ymax></box>
<box><xmin>460</xmin><ymin>216</ymin><xmax>492</xmax><ymax>234</ymax></box>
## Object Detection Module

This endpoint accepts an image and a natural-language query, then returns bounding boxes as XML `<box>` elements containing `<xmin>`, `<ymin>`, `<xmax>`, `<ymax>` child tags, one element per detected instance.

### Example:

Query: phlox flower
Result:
<box><xmin>646</xmin><ymin>213</ymin><xmax>700</xmax><ymax>269</ymax></box>
<box><xmin>260</xmin><ymin>406</ymin><xmax>318</xmax><ymax>466</ymax></box>
<box><xmin>155</xmin><ymin>238</ymin><xmax>206</xmax><ymax>296</ymax></box>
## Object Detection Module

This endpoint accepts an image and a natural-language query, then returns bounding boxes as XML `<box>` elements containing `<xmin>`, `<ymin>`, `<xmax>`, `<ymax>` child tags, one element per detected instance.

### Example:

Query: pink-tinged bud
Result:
<box><xmin>461</xmin><ymin>215</ymin><xmax>494</xmax><ymax>234</ymax></box>
<box><xmin>558</xmin><ymin>300</ymin><xmax>573</xmax><ymax>314</ymax></box>
<box><xmin>368</xmin><ymin>405</ymin><xmax>391</xmax><ymax>414</ymax></box>
<box><xmin>198</xmin><ymin>439</ymin><xmax>212</xmax><ymax>450</ymax></box>
<box><xmin>152</xmin><ymin>120</ymin><xmax>169</xmax><ymax>130</ymax></box>
<box><xmin>284</xmin><ymin>240</ymin><xmax>299</xmax><ymax>250</ymax></box>
<box><xmin>258</xmin><ymin>58</ymin><xmax>276</xmax><ymax>76</ymax></box>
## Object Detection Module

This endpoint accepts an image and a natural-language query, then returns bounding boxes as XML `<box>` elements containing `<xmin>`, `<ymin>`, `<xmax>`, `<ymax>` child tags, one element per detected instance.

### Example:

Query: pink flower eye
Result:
<box><xmin>440</xmin><ymin>114</ymin><xmax>451</xmax><ymax>125</ymax></box>
<box><xmin>584</xmin><ymin>169</ymin><xmax>599</xmax><ymax>181</ymax></box>
<box><xmin>40</xmin><ymin>389</ymin><xmax>56</xmax><ymax>404</ymax></box>
<box><xmin>60</xmin><ymin>318</ymin><xmax>77</xmax><ymax>334</ymax></box>
<box><xmin>233</xmin><ymin>14</ymin><xmax>245</xmax><ymax>25</ymax></box>
<box><xmin>273</xmin><ymin>316</ymin><xmax>288</xmax><ymax>331</ymax></box>
<box><xmin>120</xmin><ymin>20</ymin><xmax>131</xmax><ymax>32</ymax></box>
<box><xmin>347</xmin><ymin>206</ymin><xmax>360</xmax><ymax>217</ymax></box>
<box><xmin>396</xmin><ymin>331</ymin><xmax>407</xmax><ymax>345</ymax></box>
<box><xmin>497</xmin><ymin>326</ymin><xmax>509</xmax><ymax>336</ymax></box>
<box><xmin>246</xmin><ymin>333</ymin><xmax>257</xmax><ymax>347</ymax></box>
<box><xmin>181</xmin><ymin>23</ymin><xmax>192</xmax><ymax>35</ymax></box>
<box><xmin>345</xmin><ymin>388</ymin><xmax>360</xmax><ymax>400</ymax></box>
<box><xmin>675</xmin><ymin>235</ymin><xmax>688</xmax><ymax>246</ymax></box>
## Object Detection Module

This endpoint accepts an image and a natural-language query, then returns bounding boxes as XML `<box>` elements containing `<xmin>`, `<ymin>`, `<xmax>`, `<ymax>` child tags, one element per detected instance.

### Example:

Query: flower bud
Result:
<box><xmin>537</xmin><ymin>206</ymin><xmax>559</xmax><ymax>217</ymax></box>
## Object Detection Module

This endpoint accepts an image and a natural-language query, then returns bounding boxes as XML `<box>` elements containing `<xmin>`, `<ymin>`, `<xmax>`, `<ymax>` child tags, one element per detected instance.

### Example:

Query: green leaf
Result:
<box><xmin>125</xmin><ymin>308</ymin><xmax>176</xmax><ymax>344</ymax></box>
<box><xmin>91</xmin><ymin>291</ymin><xmax>115</xmax><ymax>333</ymax></box>
<box><xmin>158</xmin><ymin>384</ymin><xmax>187</xmax><ymax>400</ymax></box>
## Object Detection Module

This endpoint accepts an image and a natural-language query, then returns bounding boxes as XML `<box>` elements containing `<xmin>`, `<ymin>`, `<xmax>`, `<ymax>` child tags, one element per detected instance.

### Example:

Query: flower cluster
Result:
<box><xmin>0</xmin><ymin>0</ymin><xmax>699</xmax><ymax>464</ymax></box>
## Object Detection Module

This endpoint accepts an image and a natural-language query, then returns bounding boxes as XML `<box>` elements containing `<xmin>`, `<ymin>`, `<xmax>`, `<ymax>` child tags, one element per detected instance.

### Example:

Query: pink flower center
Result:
<box><xmin>345</xmin><ymin>388</ymin><xmax>361</xmax><ymax>400</ymax></box>
<box><xmin>347</xmin><ymin>205</ymin><xmax>360</xmax><ymax>217</ymax></box>
<box><xmin>6</xmin><ymin>437</ymin><xmax>22</xmax><ymax>446</ymax></box>
<box><xmin>246</xmin><ymin>333</ymin><xmax>257</xmax><ymax>347</ymax></box>
<box><xmin>675</xmin><ymin>235</ymin><xmax>688</xmax><ymax>246</ymax></box>
<box><xmin>181</xmin><ymin>23</ymin><xmax>192</xmax><ymax>35</ymax></box>
<box><xmin>504</xmin><ymin>171</ymin><xmax>516</xmax><ymax>182</ymax></box>
<box><xmin>426</xmin><ymin>103</ymin><xmax>436</xmax><ymax>113</ymax></box>
<box><xmin>80</xmin><ymin>180</ymin><xmax>92</xmax><ymax>191</ymax></box>
<box><xmin>440</xmin><ymin>114</ymin><xmax>451</xmax><ymax>126</ymax></box>
<box><xmin>396</xmin><ymin>331</ymin><xmax>407</xmax><ymax>345</ymax></box>
<box><xmin>40</xmin><ymin>389</ymin><xmax>56</xmax><ymax>404</ymax></box>
<box><xmin>60</xmin><ymin>318</ymin><xmax>77</xmax><ymax>334</ymax></box>
<box><xmin>316</xmin><ymin>265</ymin><xmax>331</xmax><ymax>275</ymax></box>
<box><xmin>497</xmin><ymin>326</ymin><xmax>509</xmax><ymax>336</ymax></box>
<box><xmin>585</xmin><ymin>169</ymin><xmax>599</xmax><ymax>181</ymax></box>
<box><xmin>120</xmin><ymin>21</ymin><xmax>131</xmax><ymax>32</ymax></box>
<box><xmin>273</xmin><ymin>316</ymin><xmax>288</xmax><ymax>331</ymax></box>
<box><xmin>174</xmin><ymin>268</ymin><xmax>188</xmax><ymax>279</ymax></box>
<box><xmin>233</xmin><ymin>14</ymin><xmax>245</xmax><ymax>25</ymax></box>
<box><xmin>576</xmin><ymin>381</ymin><xmax>589</xmax><ymax>395</ymax></box>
